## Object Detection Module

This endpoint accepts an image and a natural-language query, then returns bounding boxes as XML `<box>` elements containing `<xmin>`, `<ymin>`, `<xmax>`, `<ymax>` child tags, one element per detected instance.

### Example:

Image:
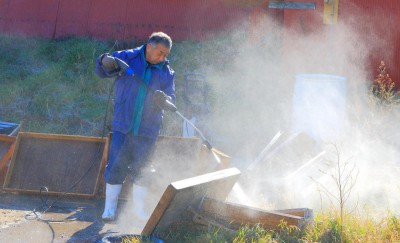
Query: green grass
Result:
<box><xmin>0</xmin><ymin>34</ymin><xmax>110</xmax><ymax>135</ymax></box>
<box><xmin>121</xmin><ymin>210</ymin><xmax>399</xmax><ymax>242</ymax></box>
<box><xmin>0</xmin><ymin>34</ymin><xmax>234</xmax><ymax>136</ymax></box>
<box><xmin>2</xmin><ymin>34</ymin><xmax>400</xmax><ymax>243</ymax></box>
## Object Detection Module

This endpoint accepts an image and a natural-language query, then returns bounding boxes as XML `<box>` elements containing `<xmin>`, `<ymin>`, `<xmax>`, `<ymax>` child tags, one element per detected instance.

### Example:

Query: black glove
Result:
<box><xmin>153</xmin><ymin>90</ymin><xmax>177</xmax><ymax>112</ymax></box>
<box><xmin>100</xmin><ymin>54</ymin><xmax>119</xmax><ymax>73</ymax></box>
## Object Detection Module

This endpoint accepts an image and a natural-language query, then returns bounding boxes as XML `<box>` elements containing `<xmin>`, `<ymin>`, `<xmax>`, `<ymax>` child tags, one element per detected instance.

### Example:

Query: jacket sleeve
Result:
<box><xmin>95</xmin><ymin>51</ymin><xmax>129</xmax><ymax>78</ymax></box>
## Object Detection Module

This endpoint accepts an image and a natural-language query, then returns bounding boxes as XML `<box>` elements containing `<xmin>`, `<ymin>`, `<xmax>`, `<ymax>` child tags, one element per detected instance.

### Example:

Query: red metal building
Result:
<box><xmin>281</xmin><ymin>0</ymin><xmax>400</xmax><ymax>85</ymax></box>
<box><xmin>0</xmin><ymin>0</ymin><xmax>399</xmax><ymax>84</ymax></box>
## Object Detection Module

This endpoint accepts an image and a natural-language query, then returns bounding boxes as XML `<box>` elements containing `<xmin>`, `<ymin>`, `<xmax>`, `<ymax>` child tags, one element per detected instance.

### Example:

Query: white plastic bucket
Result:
<box><xmin>292</xmin><ymin>74</ymin><xmax>347</xmax><ymax>142</ymax></box>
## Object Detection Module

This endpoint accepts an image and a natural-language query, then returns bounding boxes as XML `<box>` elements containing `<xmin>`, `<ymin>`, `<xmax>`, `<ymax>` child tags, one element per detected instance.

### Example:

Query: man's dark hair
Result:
<box><xmin>148</xmin><ymin>32</ymin><xmax>172</xmax><ymax>49</ymax></box>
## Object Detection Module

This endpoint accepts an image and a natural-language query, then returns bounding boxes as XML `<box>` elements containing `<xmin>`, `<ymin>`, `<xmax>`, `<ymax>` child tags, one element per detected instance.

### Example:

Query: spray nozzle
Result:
<box><xmin>203</xmin><ymin>140</ymin><xmax>212</xmax><ymax>150</ymax></box>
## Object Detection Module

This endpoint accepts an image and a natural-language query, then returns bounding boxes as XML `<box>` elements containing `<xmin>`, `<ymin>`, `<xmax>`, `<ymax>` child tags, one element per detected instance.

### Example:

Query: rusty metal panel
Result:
<box><xmin>54</xmin><ymin>0</ymin><xmax>91</xmax><ymax>38</ymax></box>
<box><xmin>4</xmin><ymin>0</ymin><xmax>58</xmax><ymax>38</ymax></box>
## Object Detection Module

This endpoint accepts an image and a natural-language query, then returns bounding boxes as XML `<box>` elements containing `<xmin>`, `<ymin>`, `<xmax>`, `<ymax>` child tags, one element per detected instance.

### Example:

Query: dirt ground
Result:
<box><xmin>0</xmin><ymin>192</ymin><xmax>143</xmax><ymax>243</ymax></box>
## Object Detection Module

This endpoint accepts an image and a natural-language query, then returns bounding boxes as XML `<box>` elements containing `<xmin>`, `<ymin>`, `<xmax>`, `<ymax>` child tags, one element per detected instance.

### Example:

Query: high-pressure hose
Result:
<box><xmin>113</xmin><ymin>57</ymin><xmax>221</xmax><ymax>163</ymax></box>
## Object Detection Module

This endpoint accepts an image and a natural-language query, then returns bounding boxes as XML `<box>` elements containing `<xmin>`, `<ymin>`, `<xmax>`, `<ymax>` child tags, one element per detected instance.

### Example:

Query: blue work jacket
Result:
<box><xmin>95</xmin><ymin>45</ymin><xmax>175</xmax><ymax>138</ymax></box>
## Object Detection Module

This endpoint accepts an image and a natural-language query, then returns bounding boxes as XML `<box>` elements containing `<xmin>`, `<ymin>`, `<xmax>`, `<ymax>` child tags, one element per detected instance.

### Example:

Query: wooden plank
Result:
<box><xmin>0</xmin><ymin>134</ymin><xmax>16</xmax><ymax>143</ymax></box>
<box><xmin>141</xmin><ymin>167</ymin><xmax>241</xmax><ymax>236</ymax></box>
<box><xmin>94</xmin><ymin>132</ymin><xmax>111</xmax><ymax>197</ymax></box>
<box><xmin>3</xmin><ymin>132</ymin><xmax>108</xmax><ymax>197</ymax></box>
<box><xmin>95</xmin><ymin>132</ymin><xmax>112</xmax><ymax>197</ymax></box>
<box><xmin>201</xmin><ymin>198</ymin><xmax>312</xmax><ymax>230</ymax></box>
<box><xmin>0</xmin><ymin>135</ymin><xmax>16</xmax><ymax>188</ymax></box>
<box><xmin>0</xmin><ymin>144</ymin><xmax>14</xmax><ymax>174</ymax></box>
<box><xmin>273</xmin><ymin>208</ymin><xmax>313</xmax><ymax>218</ymax></box>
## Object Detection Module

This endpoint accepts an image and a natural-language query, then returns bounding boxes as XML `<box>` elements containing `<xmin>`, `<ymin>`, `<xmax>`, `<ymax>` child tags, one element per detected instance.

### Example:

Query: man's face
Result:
<box><xmin>146</xmin><ymin>43</ymin><xmax>170</xmax><ymax>64</ymax></box>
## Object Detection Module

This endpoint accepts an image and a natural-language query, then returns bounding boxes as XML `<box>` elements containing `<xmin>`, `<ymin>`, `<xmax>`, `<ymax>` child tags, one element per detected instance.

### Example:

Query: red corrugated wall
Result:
<box><xmin>0</xmin><ymin>0</ymin><xmax>250</xmax><ymax>41</ymax></box>
<box><xmin>0</xmin><ymin>0</ymin><xmax>398</xmax><ymax>84</ymax></box>
<box><xmin>340</xmin><ymin>0</ymin><xmax>400</xmax><ymax>84</ymax></box>
<box><xmin>282</xmin><ymin>0</ymin><xmax>400</xmax><ymax>85</ymax></box>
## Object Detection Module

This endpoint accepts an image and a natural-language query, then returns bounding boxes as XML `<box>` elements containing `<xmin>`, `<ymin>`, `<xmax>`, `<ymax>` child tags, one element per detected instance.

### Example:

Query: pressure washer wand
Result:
<box><xmin>113</xmin><ymin>57</ymin><xmax>221</xmax><ymax>163</ymax></box>
<box><xmin>175</xmin><ymin>110</ymin><xmax>212</xmax><ymax>149</ymax></box>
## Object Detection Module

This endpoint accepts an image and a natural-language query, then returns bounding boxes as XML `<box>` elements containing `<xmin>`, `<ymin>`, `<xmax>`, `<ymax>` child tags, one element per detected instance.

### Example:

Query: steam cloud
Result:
<box><xmin>203</xmin><ymin>12</ymin><xmax>400</xmax><ymax>214</ymax></box>
<box><xmin>116</xmin><ymin>8</ymin><xmax>399</xmax><ymax>234</ymax></box>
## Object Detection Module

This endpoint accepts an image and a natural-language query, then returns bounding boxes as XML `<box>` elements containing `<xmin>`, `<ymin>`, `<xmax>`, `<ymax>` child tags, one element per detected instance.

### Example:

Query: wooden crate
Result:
<box><xmin>139</xmin><ymin>166</ymin><xmax>312</xmax><ymax>238</ymax></box>
<box><xmin>142</xmin><ymin>167</ymin><xmax>241</xmax><ymax>236</ymax></box>
<box><xmin>3</xmin><ymin>132</ymin><xmax>109</xmax><ymax>197</ymax></box>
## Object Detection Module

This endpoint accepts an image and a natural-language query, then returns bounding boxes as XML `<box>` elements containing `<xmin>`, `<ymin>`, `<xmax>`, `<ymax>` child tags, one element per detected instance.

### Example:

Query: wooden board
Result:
<box><xmin>141</xmin><ymin>167</ymin><xmax>241</xmax><ymax>236</ymax></box>
<box><xmin>201</xmin><ymin>198</ymin><xmax>313</xmax><ymax>230</ymax></box>
<box><xmin>3</xmin><ymin>132</ymin><xmax>108</xmax><ymax>197</ymax></box>
<box><xmin>0</xmin><ymin>135</ymin><xmax>16</xmax><ymax>188</ymax></box>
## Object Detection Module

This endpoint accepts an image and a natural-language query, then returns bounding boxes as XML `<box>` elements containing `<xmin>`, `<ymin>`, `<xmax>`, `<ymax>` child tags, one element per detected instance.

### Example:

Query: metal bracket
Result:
<box><xmin>269</xmin><ymin>1</ymin><xmax>316</xmax><ymax>10</ymax></box>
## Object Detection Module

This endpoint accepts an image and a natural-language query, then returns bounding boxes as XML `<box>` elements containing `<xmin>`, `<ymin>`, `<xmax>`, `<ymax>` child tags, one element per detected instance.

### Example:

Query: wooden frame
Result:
<box><xmin>3</xmin><ymin>132</ymin><xmax>108</xmax><ymax>197</ymax></box>
<box><xmin>142</xmin><ymin>167</ymin><xmax>241</xmax><ymax>236</ymax></box>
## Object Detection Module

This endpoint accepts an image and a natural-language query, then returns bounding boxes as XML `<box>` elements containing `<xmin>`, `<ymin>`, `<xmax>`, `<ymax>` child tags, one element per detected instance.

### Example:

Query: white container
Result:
<box><xmin>292</xmin><ymin>74</ymin><xmax>347</xmax><ymax>143</ymax></box>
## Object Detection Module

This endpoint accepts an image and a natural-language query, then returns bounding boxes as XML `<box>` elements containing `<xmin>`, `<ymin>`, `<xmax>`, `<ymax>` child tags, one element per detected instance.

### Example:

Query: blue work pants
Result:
<box><xmin>104</xmin><ymin>131</ymin><xmax>156</xmax><ymax>185</ymax></box>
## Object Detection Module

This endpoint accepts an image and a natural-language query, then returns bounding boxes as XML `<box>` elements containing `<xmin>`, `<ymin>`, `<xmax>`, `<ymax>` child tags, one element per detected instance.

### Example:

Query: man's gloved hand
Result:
<box><xmin>100</xmin><ymin>54</ymin><xmax>119</xmax><ymax>73</ymax></box>
<box><xmin>153</xmin><ymin>90</ymin><xmax>177</xmax><ymax>111</ymax></box>
<box><xmin>153</xmin><ymin>90</ymin><xmax>169</xmax><ymax>109</ymax></box>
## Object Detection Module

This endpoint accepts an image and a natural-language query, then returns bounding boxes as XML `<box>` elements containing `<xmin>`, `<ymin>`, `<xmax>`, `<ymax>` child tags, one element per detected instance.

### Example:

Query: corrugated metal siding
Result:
<box><xmin>0</xmin><ymin>0</ymin><xmax>58</xmax><ymax>38</ymax></box>
<box><xmin>0</xmin><ymin>0</ymin><xmax>250</xmax><ymax>41</ymax></box>
<box><xmin>340</xmin><ymin>0</ymin><xmax>400</xmax><ymax>84</ymax></box>
<box><xmin>0</xmin><ymin>0</ymin><xmax>398</xmax><ymax>84</ymax></box>
<box><xmin>282</xmin><ymin>0</ymin><xmax>400</xmax><ymax>85</ymax></box>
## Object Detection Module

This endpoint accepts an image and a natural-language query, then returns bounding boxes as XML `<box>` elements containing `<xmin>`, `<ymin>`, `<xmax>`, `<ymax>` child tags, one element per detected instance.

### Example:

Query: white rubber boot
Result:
<box><xmin>132</xmin><ymin>184</ymin><xmax>148</xmax><ymax>221</ymax></box>
<box><xmin>102</xmin><ymin>183</ymin><xmax>122</xmax><ymax>222</ymax></box>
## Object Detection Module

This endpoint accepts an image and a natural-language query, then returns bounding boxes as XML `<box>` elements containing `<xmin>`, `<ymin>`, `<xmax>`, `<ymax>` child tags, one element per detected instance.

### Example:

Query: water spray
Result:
<box><xmin>112</xmin><ymin>57</ymin><xmax>221</xmax><ymax>164</ymax></box>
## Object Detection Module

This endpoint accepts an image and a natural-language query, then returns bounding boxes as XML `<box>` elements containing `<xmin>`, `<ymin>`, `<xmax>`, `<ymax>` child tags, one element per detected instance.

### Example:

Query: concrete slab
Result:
<box><xmin>0</xmin><ymin>192</ymin><xmax>141</xmax><ymax>242</ymax></box>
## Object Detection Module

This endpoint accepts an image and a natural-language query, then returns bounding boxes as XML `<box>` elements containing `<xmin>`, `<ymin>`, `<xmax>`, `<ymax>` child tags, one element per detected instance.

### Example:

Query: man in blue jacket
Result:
<box><xmin>95</xmin><ymin>32</ymin><xmax>175</xmax><ymax>221</ymax></box>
